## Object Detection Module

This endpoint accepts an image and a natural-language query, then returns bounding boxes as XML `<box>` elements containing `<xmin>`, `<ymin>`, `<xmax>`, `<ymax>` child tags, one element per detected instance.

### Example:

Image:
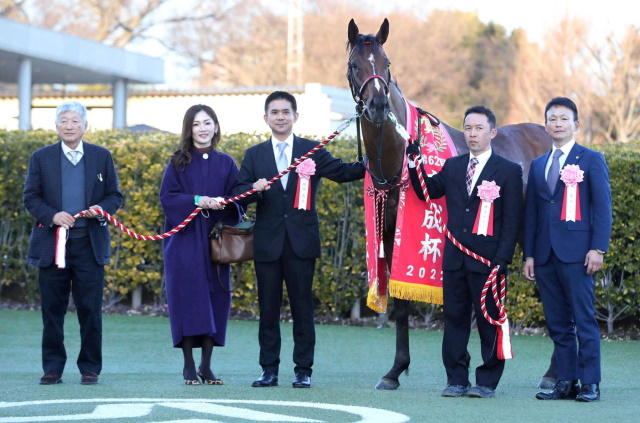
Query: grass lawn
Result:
<box><xmin>0</xmin><ymin>309</ymin><xmax>639</xmax><ymax>422</ymax></box>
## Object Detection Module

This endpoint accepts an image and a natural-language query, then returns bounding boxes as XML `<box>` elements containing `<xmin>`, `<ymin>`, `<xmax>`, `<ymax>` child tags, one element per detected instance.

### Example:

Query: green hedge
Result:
<box><xmin>1</xmin><ymin>130</ymin><xmax>638</xmax><ymax>330</ymax></box>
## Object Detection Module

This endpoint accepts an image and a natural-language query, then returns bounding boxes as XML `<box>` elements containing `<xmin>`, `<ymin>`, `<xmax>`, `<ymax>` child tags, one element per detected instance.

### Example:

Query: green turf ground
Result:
<box><xmin>0</xmin><ymin>309</ymin><xmax>639</xmax><ymax>422</ymax></box>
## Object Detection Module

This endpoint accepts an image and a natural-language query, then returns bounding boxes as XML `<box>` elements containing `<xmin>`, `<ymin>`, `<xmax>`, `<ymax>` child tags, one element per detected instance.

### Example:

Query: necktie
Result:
<box><xmin>466</xmin><ymin>157</ymin><xmax>478</xmax><ymax>195</ymax></box>
<box><xmin>547</xmin><ymin>149</ymin><xmax>563</xmax><ymax>193</ymax></box>
<box><xmin>68</xmin><ymin>151</ymin><xmax>79</xmax><ymax>165</ymax></box>
<box><xmin>276</xmin><ymin>142</ymin><xmax>289</xmax><ymax>188</ymax></box>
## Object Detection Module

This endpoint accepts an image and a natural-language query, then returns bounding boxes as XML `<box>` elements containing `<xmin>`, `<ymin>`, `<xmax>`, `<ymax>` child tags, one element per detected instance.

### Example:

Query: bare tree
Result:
<box><xmin>0</xmin><ymin>0</ymin><xmax>28</xmax><ymax>20</ymax></box>
<box><xmin>581</xmin><ymin>27</ymin><xmax>640</xmax><ymax>144</ymax></box>
<box><xmin>1</xmin><ymin>0</ymin><xmax>260</xmax><ymax>48</ymax></box>
<box><xmin>506</xmin><ymin>18</ymin><xmax>592</xmax><ymax>129</ymax></box>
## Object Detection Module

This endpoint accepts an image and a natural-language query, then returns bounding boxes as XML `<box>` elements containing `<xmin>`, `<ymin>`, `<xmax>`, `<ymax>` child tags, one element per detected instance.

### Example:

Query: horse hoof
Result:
<box><xmin>537</xmin><ymin>376</ymin><xmax>557</xmax><ymax>390</ymax></box>
<box><xmin>375</xmin><ymin>378</ymin><xmax>400</xmax><ymax>390</ymax></box>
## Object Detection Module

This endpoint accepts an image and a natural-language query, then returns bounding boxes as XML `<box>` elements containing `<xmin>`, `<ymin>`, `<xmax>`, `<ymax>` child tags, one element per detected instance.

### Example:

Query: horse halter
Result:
<box><xmin>346</xmin><ymin>45</ymin><xmax>391</xmax><ymax>112</ymax></box>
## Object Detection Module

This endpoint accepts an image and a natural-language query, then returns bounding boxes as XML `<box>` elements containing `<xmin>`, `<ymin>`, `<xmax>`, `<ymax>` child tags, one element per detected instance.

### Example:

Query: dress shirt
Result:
<box><xmin>61</xmin><ymin>140</ymin><xmax>85</xmax><ymax>164</ymax></box>
<box><xmin>469</xmin><ymin>148</ymin><xmax>493</xmax><ymax>189</ymax></box>
<box><xmin>545</xmin><ymin>139</ymin><xmax>575</xmax><ymax>178</ymax></box>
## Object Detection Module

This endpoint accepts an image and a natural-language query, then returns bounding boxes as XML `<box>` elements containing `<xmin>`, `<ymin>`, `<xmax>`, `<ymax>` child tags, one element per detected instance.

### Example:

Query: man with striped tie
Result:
<box><xmin>407</xmin><ymin>105</ymin><xmax>523</xmax><ymax>398</ymax></box>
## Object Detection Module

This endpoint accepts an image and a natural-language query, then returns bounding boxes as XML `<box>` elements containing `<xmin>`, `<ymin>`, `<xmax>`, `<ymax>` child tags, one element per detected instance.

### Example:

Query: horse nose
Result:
<box><xmin>367</xmin><ymin>94</ymin><xmax>390</xmax><ymax>124</ymax></box>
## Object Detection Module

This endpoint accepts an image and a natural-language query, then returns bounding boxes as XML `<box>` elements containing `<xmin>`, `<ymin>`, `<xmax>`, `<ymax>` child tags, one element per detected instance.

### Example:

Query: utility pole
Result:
<box><xmin>287</xmin><ymin>0</ymin><xmax>303</xmax><ymax>86</ymax></box>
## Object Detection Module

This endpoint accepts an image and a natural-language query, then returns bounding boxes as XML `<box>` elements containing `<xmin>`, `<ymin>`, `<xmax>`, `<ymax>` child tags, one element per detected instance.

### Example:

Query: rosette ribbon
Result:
<box><xmin>560</xmin><ymin>164</ymin><xmax>583</xmax><ymax>221</ymax></box>
<box><xmin>294</xmin><ymin>158</ymin><xmax>316</xmax><ymax>210</ymax></box>
<box><xmin>473</xmin><ymin>180</ymin><xmax>500</xmax><ymax>236</ymax></box>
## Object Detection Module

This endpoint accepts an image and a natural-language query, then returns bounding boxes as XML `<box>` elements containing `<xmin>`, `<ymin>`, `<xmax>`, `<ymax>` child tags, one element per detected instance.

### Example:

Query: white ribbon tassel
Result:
<box><xmin>55</xmin><ymin>227</ymin><xmax>67</xmax><ymax>269</ymax></box>
<box><xmin>477</xmin><ymin>202</ymin><xmax>492</xmax><ymax>235</ymax></box>
<box><xmin>565</xmin><ymin>185</ymin><xmax>578</xmax><ymax>221</ymax></box>
<box><xmin>498</xmin><ymin>318</ymin><xmax>514</xmax><ymax>360</ymax></box>
<box><xmin>297</xmin><ymin>179</ymin><xmax>310</xmax><ymax>210</ymax></box>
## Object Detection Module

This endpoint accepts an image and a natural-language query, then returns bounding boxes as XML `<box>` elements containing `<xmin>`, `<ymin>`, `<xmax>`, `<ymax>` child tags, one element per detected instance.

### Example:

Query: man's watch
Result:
<box><xmin>596</xmin><ymin>249</ymin><xmax>606</xmax><ymax>255</ymax></box>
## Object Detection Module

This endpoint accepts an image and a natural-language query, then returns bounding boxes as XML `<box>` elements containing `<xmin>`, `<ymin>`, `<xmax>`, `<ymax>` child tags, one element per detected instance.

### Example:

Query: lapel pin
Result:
<box><xmin>98</xmin><ymin>173</ymin><xmax>103</xmax><ymax>181</ymax></box>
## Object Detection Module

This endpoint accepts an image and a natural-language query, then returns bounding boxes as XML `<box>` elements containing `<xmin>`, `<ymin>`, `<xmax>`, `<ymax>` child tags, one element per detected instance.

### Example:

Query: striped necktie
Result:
<box><xmin>466</xmin><ymin>157</ymin><xmax>478</xmax><ymax>195</ymax></box>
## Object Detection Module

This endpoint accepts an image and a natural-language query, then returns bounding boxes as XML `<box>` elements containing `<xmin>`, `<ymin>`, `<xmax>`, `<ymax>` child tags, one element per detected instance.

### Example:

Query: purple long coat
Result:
<box><xmin>160</xmin><ymin>149</ymin><xmax>241</xmax><ymax>348</ymax></box>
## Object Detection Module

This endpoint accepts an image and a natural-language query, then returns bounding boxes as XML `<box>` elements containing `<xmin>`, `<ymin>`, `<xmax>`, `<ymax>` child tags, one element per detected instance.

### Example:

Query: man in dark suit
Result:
<box><xmin>23</xmin><ymin>101</ymin><xmax>123</xmax><ymax>385</ymax></box>
<box><xmin>234</xmin><ymin>91</ymin><xmax>364</xmax><ymax>388</ymax></box>
<box><xmin>524</xmin><ymin>97</ymin><xmax>612</xmax><ymax>402</ymax></box>
<box><xmin>407</xmin><ymin>105</ymin><xmax>523</xmax><ymax>398</ymax></box>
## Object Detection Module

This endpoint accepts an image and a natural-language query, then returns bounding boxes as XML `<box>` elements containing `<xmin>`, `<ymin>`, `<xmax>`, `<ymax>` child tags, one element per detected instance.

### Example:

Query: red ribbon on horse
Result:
<box><xmin>365</xmin><ymin>103</ymin><xmax>457</xmax><ymax>311</ymax></box>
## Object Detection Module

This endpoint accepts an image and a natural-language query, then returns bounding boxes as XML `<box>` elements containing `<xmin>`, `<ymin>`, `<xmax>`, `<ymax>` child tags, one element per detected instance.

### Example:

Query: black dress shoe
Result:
<box><xmin>441</xmin><ymin>384</ymin><xmax>470</xmax><ymax>397</ymax></box>
<box><xmin>535</xmin><ymin>380</ymin><xmax>580</xmax><ymax>400</ymax></box>
<box><xmin>576</xmin><ymin>383</ymin><xmax>600</xmax><ymax>402</ymax></box>
<box><xmin>292</xmin><ymin>373</ymin><xmax>311</xmax><ymax>388</ymax></box>
<box><xmin>252</xmin><ymin>370</ymin><xmax>278</xmax><ymax>387</ymax></box>
<box><xmin>80</xmin><ymin>371</ymin><xmax>99</xmax><ymax>385</ymax></box>
<box><xmin>466</xmin><ymin>385</ymin><xmax>495</xmax><ymax>398</ymax></box>
<box><xmin>39</xmin><ymin>371</ymin><xmax>63</xmax><ymax>385</ymax></box>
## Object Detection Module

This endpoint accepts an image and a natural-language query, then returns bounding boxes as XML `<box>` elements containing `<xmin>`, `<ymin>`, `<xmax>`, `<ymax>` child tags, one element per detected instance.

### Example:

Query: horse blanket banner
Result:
<box><xmin>365</xmin><ymin>103</ymin><xmax>457</xmax><ymax>312</ymax></box>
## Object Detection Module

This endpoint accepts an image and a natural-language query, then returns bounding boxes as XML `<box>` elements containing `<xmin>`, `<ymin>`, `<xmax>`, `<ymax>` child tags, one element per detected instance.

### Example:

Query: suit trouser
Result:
<box><xmin>442</xmin><ymin>268</ymin><xmax>505</xmax><ymax>389</ymax></box>
<box><xmin>535</xmin><ymin>251</ymin><xmax>601</xmax><ymax>384</ymax></box>
<box><xmin>39</xmin><ymin>236</ymin><xmax>105</xmax><ymax>375</ymax></box>
<box><xmin>254</xmin><ymin>234</ymin><xmax>316</xmax><ymax>376</ymax></box>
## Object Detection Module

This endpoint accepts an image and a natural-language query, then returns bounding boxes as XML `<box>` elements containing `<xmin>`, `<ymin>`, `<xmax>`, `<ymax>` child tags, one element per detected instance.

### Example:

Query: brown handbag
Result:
<box><xmin>209</xmin><ymin>217</ymin><xmax>254</xmax><ymax>264</ymax></box>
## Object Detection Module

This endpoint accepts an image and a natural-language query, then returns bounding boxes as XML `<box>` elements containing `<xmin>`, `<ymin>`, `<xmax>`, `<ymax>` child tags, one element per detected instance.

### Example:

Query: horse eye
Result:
<box><xmin>350</xmin><ymin>62</ymin><xmax>359</xmax><ymax>70</ymax></box>
<box><xmin>387</xmin><ymin>61</ymin><xmax>391</xmax><ymax>68</ymax></box>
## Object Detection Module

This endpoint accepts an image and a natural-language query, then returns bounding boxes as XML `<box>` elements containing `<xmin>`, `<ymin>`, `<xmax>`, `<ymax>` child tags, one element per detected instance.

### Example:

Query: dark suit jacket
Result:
<box><xmin>523</xmin><ymin>143</ymin><xmax>612</xmax><ymax>264</ymax></box>
<box><xmin>233</xmin><ymin>136</ymin><xmax>364</xmax><ymax>262</ymax></box>
<box><xmin>23</xmin><ymin>141</ymin><xmax>124</xmax><ymax>267</ymax></box>
<box><xmin>410</xmin><ymin>152</ymin><xmax>523</xmax><ymax>274</ymax></box>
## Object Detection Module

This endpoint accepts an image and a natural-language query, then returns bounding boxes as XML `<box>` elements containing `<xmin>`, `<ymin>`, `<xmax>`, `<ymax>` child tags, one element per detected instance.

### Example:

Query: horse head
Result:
<box><xmin>347</xmin><ymin>18</ymin><xmax>392</xmax><ymax>125</ymax></box>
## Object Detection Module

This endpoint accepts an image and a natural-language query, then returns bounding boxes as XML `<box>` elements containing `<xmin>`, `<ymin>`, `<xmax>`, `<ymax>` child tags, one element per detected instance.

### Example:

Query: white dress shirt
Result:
<box><xmin>469</xmin><ymin>148</ymin><xmax>493</xmax><ymax>189</ymax></box>
<box><xmin>61</xmin><ymin>140</ymin><xmax>85</xmax><ymax>164</ymax></box>
<box><xmin>545</xmin><ymin>139</ymin><xmax>575</xmax><ymax>178</ymax></box>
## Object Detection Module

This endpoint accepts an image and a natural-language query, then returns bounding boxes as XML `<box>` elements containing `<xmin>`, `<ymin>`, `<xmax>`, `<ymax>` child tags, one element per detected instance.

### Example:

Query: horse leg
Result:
<box><xmin>375</xmin><ymin>298</ymin><xmax>410</xmax><ymax>390</ymax></box>
<box><xmin>537</xmin><ymin>348</ymin><xmax>558</xmax><ymax>389</ymax></box>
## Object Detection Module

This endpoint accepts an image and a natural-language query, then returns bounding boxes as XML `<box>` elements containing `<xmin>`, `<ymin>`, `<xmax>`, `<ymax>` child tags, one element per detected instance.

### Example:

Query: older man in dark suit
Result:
<box><xmin>524</xmin><ymin>97</ymin><xmax>612</xmax><ymax>402</ymax></box>
<box><xmin>23</xmin><ymin>101</ymin><xmax>123</xmax><ymax>385</ymax></box>
<box><xmin>234</xmin><ymin>91</ymin><xmax>364</xmax><ymax>388</ymax></box>
<box><xmin>407</xmin><ymin>105</ymin><xmax>523</xmax><ymax>398</ymax></box>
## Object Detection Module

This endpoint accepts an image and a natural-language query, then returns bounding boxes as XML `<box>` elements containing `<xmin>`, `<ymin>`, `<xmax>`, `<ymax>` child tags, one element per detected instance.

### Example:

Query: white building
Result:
<box><xmin>0</xmin><ymin>83</ymin><xmax>359</xmax><ymax>137</ymax></box>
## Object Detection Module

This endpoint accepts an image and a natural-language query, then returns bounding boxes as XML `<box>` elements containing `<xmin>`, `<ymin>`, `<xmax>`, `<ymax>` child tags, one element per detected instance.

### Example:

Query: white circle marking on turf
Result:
<box><xmin>0</xmin><ymin>399</ymin><xmax>410</xmax><ymax>423</ymax></box>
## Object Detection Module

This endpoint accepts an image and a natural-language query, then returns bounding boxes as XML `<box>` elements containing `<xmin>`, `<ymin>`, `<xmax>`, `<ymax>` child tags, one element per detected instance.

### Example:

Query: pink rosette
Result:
<box><xmin>560</xmin><ymin>164</ymin><xmax>584</xmax><ymax>187</ymax></box>
<box><xmin>476</xmin><ymin>180</ymin><xmax>500</xmax><ymax>203</ymax></box>
<box><xmin>296</xmin><ymin>158</ymin><xmax>316</xmax><ymax>179</ymax></box>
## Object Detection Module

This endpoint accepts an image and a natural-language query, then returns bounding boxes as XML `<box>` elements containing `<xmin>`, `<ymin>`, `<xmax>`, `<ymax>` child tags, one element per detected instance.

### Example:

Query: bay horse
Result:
<box><xmin>347</xmin><ymin>18</ymin><xmax>556</xmax><ymax>390</ymax></box>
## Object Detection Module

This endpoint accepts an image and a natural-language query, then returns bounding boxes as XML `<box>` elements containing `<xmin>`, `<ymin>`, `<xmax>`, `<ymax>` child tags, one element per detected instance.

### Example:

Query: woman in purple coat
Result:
<box><xmin>160</xmin><ymin>105</ymin><xmax>242</xmax><ymax>385</ymax></box>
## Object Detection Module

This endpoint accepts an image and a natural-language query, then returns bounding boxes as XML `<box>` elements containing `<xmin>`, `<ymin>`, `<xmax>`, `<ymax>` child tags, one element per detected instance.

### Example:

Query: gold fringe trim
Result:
<box><xmin>366</xmin><ymin>278</ymin><xmax>388</xmax><ymax>313</ymax></box>
<box><xmin>389</xmin><ymin>279</ymin><xmax>443</xmax><ymax>305</ymax></box>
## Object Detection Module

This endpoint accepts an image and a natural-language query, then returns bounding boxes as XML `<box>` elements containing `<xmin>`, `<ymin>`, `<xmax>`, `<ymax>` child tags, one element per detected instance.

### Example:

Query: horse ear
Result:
<box><xmin>376</xmin><ymin>18</ymin><xmax>389</xmax><ymax>45</ymax></box>
<box><xmin>348</xmin><ymin>18</ymin><xmax>359</xmax><ymax>46</ymax></box>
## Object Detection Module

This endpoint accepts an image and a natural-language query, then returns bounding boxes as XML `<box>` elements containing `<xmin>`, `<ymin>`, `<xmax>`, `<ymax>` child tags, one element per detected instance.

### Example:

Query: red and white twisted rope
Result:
<box><xmin>74</xmin><ymin>207</ymin><xmax>203</xmax><ymax>241</ymax></box>
<box><xmin>412</xmin><ymin>154</ymin><xmax>510</xmax><ymax>337</ymax></box>
<box><xmin>374</xmin><ymin>188</ymin><xmax>388</xmax><ymax>258</ymax></box>
<box><xmin>71</xmin><ymin>114</ymin><xmax>360</xmax><ymax>240</ymax></box>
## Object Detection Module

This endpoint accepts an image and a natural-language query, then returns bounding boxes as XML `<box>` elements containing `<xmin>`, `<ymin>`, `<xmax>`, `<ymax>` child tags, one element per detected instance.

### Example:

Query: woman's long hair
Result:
<box><xmin>170</xmin><ymin>104</ymin><xmax>221</xmax><ymax>170</ymax></box>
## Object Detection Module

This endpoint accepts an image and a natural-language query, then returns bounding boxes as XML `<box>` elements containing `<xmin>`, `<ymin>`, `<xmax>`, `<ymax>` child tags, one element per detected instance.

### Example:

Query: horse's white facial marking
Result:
<box><xmin>368</xmin><ymin>53</ymin><xmax>381</xmax><ymax>92</ymax></box>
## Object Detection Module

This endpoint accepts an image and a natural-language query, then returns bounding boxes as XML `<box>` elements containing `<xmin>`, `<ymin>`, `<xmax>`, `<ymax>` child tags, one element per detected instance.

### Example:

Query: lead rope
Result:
<box><xmin>55</xmin><ymin>114</ymin><xmax>361</xmax><ymax>265</ymax></box>
<box><xmin>410</xmin><ymin>151</ymin><xmax>512</xmax><ymax>359</ymax></box>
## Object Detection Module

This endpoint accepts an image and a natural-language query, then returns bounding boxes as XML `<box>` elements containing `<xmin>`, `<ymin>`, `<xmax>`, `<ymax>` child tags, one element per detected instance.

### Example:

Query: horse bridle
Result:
<box><xmin>346</xmin><ymin>44</ymin><xmax>391</xmax><ymax>105</ymax></box>
<box><xmin>347</xmin><ymin>48</ymin><xmax>406</xmax><ymax>190</ymax></box>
